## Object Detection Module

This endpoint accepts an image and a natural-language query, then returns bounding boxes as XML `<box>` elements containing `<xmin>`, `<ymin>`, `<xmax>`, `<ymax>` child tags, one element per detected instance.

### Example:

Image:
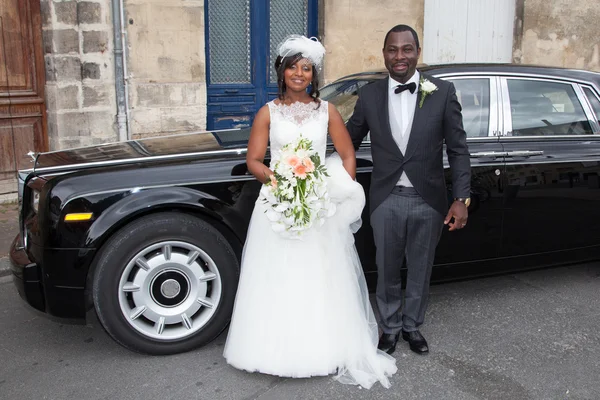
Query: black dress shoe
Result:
<box><xmin>378</xmin><ymin>333</ymin><xmax>399</xmax><ymax>355</ymax></box>
<box><xmin>402</xmin><ymin>330</ymin><xmax>429</xmax><ymax>354</ymax></box>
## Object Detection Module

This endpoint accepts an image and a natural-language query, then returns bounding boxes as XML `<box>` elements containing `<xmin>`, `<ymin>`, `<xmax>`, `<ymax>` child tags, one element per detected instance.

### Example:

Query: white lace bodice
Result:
<box><xmin>267</xmin><ymin>100</ymin><xmax>329</xmax><ymax>166</ymax></box>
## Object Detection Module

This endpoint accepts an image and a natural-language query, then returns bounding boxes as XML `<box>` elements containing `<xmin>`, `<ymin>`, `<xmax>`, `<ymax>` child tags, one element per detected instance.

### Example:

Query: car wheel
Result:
<box><xmin>92</xmin><ymin>212</ymin><xmax>239</xmax><ymax>355</ymax></box>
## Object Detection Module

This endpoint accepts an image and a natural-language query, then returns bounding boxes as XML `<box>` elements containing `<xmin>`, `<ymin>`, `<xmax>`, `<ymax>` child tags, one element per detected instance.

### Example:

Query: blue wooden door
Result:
<box><xmin>205</xmin><ymin>0</ymin><xmax>318</xmax><ymax>131</ymax></box>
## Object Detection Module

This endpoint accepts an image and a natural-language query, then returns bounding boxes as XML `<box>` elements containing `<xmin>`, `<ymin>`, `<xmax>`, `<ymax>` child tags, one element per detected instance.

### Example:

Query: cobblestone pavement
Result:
<box><xmin>1</xmin><ymin>262</ymin><xmax>600</xmax><ymax>399</ymax></box>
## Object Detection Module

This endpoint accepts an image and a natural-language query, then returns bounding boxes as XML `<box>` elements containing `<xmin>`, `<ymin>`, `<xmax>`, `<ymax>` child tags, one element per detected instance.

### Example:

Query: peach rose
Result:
<box><xmin>293</xmin><ymin>164</ymin><xmax>307</xmax><ymax>179</ymax></box>
<box><xmin>285</xmin><ymin>155</ymin><xmax>301</xmax><ymax>167</ymax></box>
<box><xmin>302</xmin><ymin>157</ymin><xmax>315</xmax><ymax>173</ymax></box>
<box><xmin>269</xmin><ymin>174</ymin><xmax>277</xmax><ymax>188</ymax></box>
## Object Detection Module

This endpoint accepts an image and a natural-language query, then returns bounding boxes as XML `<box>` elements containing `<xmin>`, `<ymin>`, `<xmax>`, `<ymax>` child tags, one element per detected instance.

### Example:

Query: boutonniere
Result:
<box><xmin>418</xmin><ymin>78</ymin><xmax>438</xmax><ymax>108</ymax></box>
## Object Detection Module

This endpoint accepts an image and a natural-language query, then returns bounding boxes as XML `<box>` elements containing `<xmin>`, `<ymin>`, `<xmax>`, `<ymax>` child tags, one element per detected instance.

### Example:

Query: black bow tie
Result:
<box><xmin>394</xmin><ymin>82</ymin><xmax>416</xmax><ymax>94</ymax></box>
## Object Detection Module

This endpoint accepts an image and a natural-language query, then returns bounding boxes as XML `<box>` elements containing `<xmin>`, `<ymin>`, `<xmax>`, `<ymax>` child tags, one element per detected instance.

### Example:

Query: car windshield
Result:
<box><xmin>321</xmin><ymin>77</ymin><xmax>382</xmax><ymax>121</ymax></box>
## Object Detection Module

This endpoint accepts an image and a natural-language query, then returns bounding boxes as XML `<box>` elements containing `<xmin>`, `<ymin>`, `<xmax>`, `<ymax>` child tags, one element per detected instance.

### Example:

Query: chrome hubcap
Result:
<box><xmin>118</xmin><ymin>241</ymin><xmax>222</xmax><ymax>340</ymax></box>
<box><xmin>160</xmin><ymin>279</ymin><xmax>181</xmax><ymax>299</ymax></box>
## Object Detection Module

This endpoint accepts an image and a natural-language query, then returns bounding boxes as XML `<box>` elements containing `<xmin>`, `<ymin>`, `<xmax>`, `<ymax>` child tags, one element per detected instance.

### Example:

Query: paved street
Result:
<box><xmin>1</xmin><ymin>263</ymin><xmax>600</xmax><ymax>400</ymax></box>
<box><xmin>0</xmin><ymin>203</ymin><xmax>18</xmax><ymax>278</ymax></box>
<box><xmin>0</xmin><ymin>202</ymin><xmax>18</xmax><ymax>258</ymax></box>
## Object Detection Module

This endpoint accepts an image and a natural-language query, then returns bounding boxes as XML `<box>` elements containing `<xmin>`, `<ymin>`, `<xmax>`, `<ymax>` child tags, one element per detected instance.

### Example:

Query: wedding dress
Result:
<box><xmin>223</xmin><ymin>100</ymin><xmax>397</xmax><ymax>389</ymax></box>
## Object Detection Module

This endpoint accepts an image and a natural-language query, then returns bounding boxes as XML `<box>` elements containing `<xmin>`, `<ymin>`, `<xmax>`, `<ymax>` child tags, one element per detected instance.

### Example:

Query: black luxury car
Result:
<box><xmin>10</xmin><ymin>64</ymin><xmax>600</xmax><ymax>355</ymax></box>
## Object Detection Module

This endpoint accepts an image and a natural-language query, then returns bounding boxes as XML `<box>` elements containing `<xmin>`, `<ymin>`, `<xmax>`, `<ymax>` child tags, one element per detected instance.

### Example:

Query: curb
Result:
<box><xmin>0</xmin><ymin>257</ymin><xmax>11</xmax><ymax>277</ymax></box>
<box><xmin>0</xmin><ymin>193</ymin><xmax>18</xmax><ymax>204</ymax></box>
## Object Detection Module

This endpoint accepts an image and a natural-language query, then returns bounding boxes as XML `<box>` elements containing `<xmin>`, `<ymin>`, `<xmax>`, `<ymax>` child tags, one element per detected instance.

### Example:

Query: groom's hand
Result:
<box><xmin>444</xmin><ymin>201</ymin><xmax>468</xmax><ymax>231</ymax></box>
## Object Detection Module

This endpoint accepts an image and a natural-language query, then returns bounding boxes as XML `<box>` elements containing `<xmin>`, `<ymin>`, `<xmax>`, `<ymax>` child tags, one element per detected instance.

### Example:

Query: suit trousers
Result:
<box><xmin>371</xmin><ymin>186</ymin><xmax>444</xmax><ymax>334</ymax></box>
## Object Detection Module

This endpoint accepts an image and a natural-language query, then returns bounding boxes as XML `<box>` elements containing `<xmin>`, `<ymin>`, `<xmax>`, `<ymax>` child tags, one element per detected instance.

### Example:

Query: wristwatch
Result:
<box><xmin>454</xmin><ymin>197</ymin><xmax>471</xmax><ymax>207</ymax></box>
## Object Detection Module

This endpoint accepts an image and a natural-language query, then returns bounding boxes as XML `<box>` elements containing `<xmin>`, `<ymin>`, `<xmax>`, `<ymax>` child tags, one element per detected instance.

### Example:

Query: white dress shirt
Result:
<box><xmin>388</xmin><ymin>71</ymin><xmax>420</xmax><ymax>187</ymax></box>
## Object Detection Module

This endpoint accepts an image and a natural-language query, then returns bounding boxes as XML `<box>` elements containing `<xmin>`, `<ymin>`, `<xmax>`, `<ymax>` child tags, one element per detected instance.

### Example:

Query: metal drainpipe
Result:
<box><xmin>119</xmin><ymin>0</ymin><xmax>132</xmax><ymax>138</ymax></box>
<box><xmin>111</xmin><ymin>0</ymin><xmax>129</xmax><ymax>141</ymax></box>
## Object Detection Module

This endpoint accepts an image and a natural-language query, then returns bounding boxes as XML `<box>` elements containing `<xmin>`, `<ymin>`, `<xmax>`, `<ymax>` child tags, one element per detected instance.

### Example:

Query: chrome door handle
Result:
<box><xmin>470</xmin><ymin>151</ymin><xmax>508</xmax><ymax>158</ymax></box>
<box><xmin>505</xmin><ymin>150</ymin><xmax>544</xmax><ymax>157</ymax></box>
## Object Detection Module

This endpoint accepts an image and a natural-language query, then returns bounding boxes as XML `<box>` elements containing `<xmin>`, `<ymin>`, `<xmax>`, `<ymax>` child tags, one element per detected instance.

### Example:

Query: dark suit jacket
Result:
<box><xmin>347</xmin><ymin>73</ymin><xmax>471</xmax><ymax>216</ymax></box>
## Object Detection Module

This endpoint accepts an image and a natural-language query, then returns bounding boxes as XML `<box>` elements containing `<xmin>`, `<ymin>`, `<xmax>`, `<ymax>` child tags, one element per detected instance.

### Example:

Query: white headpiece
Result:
<box><xmin>277</xmin><ymin>35</ymin><xmax>326</xmax><ymax>68</ymax></box>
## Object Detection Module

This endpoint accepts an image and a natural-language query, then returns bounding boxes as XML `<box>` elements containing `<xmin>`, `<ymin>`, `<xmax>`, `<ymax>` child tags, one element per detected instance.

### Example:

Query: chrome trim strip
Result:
<box><xmin>498</xmin><ymin>77</ymin><xmax>512</xmax><ymax>136</ymax></box>
<box><xmin>62</xmin><ymin>175</ymin><xmax>258</xmax><ymax>207</ymax></box>
<box><xmin>38</xmin><ymin>128</ymin><xmax>242</xmax><ymax>156</ymax></box>
<box><xmin>489</xmin><ymin>76</ymin><xmax>500</xmax><ymax>137</ymax></box>
<box><xmin>33</xmin><ymin>148</ymin><xmax>248</xmax><ymax>174</ymax></box>
<box><xmin>17</xmin><ymin>171</ymin><xmax>29</xmax><ymax>200</ymax></box>
<box><xmin>580</xmin><ymin>85</ymin><xmax>600</xmax><ymax>132</ymax></box>
<box><xmin>492</xmin><ymin>76</ymin><xmax>503</xmax><ymax>137</ymax></box>
<box><xmin>581</xmin><ymin>84</ymin><xmax>600</xmax><ymax>102</ymax></box>
<box><xmin>498</xmin><ymin>134</ymin><xmax>600</xmax><ymax>140</ymax></box>
<box><xmin>358</xmin><ymin>135</ymin><xmax>500</xmax><ymax>148</ymax></box>
<box><xmin>464</xmin><ymin>136</ymin><xmax>501</xmax><ymax>142</ymax></box>
<box><xmin>504</xmin><ymin>150</ymin><xmax>544</xmax><ymax>157</ymax></box>
<box><xmin>470</xmin><ymin>151</ymin><xmax>508</xmax><ymax>158</ymax></box>
<box><xmin>573</xmin><ymin>84</ymin><xmax>599</xmax><ymax>132</ymax></box>
<box><xmin>433</xmin><ymin>71</ymin><xmax>600</xmax><ymax>89</ymax></box>
<box><xmin>503</xmin><ymin>157</ymin><xmax>600</xmax><ymax>166</ymax></box>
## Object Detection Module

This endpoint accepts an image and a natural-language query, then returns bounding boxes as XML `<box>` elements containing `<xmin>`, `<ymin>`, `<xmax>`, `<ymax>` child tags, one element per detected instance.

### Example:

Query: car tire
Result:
<box><xmin>92</xmin><ymin>212</ymin><xmax>239</xmax><ymax>355</ymax></box>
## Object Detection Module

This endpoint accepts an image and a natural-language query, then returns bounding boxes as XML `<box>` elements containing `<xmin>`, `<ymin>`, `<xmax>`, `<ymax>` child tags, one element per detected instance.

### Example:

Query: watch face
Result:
<box><xmin>456</xmin><ymin>198</ymin><xmax>471</xmax><ymax>206</ymax></box>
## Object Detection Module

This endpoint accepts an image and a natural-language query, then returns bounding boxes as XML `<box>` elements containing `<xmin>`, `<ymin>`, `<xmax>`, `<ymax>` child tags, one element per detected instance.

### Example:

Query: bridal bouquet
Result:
<box><xmin>259</xmin><ymin>135</ymin><xmax>336</xmax><ymax>238</ymax></box>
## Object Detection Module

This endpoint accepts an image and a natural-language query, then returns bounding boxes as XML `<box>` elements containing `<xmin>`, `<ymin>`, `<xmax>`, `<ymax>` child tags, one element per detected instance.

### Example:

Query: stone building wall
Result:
<box><xmin>322</xmin><ymin>0</ymin><xmax>425</xmax><ymax>84</ymax></box>
<box><xmin>42</xmin><ymin>0</ymin><xmax>118</xmax><ymax>150</ymax></box>
<box><xmin>124</xmin><ymin>0</ymin><xmax>206</xmax><ymax>139</ymax></box>
<box><xmin>514</xmin><ymin>0</ymin><xmax>600</xmax><ymax>72</ymax></box>
<box><xmin>38</xmin><ymin>0</ymin><xmax>600</xmax><ymax>152</ymax></box>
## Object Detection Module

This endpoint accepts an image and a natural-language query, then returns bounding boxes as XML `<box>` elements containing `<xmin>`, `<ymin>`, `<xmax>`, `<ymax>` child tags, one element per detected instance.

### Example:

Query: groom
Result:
<box><xmin>347</xmin><ymin>25</ymin><xmax>471</xmax><ymax>355</ymax></box>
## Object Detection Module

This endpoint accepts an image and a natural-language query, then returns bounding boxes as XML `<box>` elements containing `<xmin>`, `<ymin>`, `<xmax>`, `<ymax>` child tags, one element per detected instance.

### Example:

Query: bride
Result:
<box><xmin>223</xmin><ymin>35</ymin><xmax>397</xmax><ymax>389</ymax></box>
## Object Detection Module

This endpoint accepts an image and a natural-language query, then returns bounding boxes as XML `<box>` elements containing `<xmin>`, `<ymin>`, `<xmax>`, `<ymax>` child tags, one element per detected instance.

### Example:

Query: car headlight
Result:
<box><xmin>32</xmin><ymin>190</ymin><xmax>40</xmax><ymax>213</ymax></box>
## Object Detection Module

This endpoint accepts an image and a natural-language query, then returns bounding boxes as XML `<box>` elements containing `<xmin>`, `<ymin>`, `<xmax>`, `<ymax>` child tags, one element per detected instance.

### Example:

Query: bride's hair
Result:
<box><xmin>274</xmin><ymin>53</ymin><xmax>320</xmax><ymax>104</ymax></box>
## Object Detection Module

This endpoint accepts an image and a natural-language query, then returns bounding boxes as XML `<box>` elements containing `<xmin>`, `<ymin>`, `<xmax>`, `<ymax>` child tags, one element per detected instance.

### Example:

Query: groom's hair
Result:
<box><xmin>383</xmin><ymin>25</ymin><xmax>420</xmax><ymax>49</ymax></box>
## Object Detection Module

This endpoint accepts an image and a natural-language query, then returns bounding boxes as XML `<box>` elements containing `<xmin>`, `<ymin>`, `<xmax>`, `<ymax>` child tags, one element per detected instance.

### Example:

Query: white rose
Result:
<box><xmin>282</xmin><ymin>214</ymin><xmax>295</xmax><ymax>226</ymax></box>
<box><xmin>274</xmin><ymin>202</ymin><xmax>289</xmax><ymax>212</ymax></box>
<box><xmin>295</xmin><ymin>149</ymin><xmax>308</xmax><ymax>159</ymax></box>
<box><xmin>311</xmin><ymin>201</ymin><xmax>323</xmax><ymax>214</ymax></box>
<box><xmin>274</xmin><ymin>163</ymin><xmax>285</xmax><ymax>175</ymax></box>
<box><xmin>283</xmin><ymin>169</ymin><xmax>294</xmax><ymax>180</ymax></box>
<box><xmin>259</xmin><ymin>185</ymin><xmax>277</xmax><ymax>203</ymax></box>
<box><xmin>265</xmin><ymin>208</ymin><xmax>281</xmax><ymax>222</ymax></box>
<box><xmin>279</xmin><ymin>149</ymin><xmax>292</xmax><ymax>160</ymax></box>
<box><xmin>421</xmin><ymin>80</ymin><xmax>437</xmax><ymax>93</ymax></box>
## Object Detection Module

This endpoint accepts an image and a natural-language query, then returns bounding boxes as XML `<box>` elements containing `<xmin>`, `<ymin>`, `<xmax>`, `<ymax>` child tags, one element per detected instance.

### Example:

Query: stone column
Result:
<box><xmin>322</xmin><ymin>0</ymin><xmax>425</xmax><ymax>84</ymax></box>
<box><xmin>42</xmin><ymin>0</ymin><xmax>118</xmax><ymax>150</ymax></box>
<box><xmin>515</xmin><ymin>0</ymin><xmax>600</xmax><ymax>71</ymax></box>
<box><xmin>125</xmin><ymin>1</ymin><xmax>207</xmax><ymax>139</ymax></box>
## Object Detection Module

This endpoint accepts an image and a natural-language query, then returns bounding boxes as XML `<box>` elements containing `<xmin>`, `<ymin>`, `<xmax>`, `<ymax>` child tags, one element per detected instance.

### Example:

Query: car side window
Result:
<box><xmin>507</xmin><ymin>79</ymin><xmax>593</xmax><ymax>136</ymax></box>
<box><xmin>326</xmin><ymin>83</ymin><xmax>360</xmax><ymax>123</ymax></box>
<box><xmin>323</xmin><ymin>79</ymin><xmax>379</xmax><ymax>143</ymax></box>
<box><xmin>448</xmin><ymin>78</ymin><xmax>491</xmax><ymax>138</ymax></box>
<box><xmin>324</xmin><ymin>83</ymin><xmax>360</xmax><ymax>145</ymax></box>
<box><xmin>583</xmin><ymin>87</ymin><xmax>600</xmax><ymax>125</ymax></box>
